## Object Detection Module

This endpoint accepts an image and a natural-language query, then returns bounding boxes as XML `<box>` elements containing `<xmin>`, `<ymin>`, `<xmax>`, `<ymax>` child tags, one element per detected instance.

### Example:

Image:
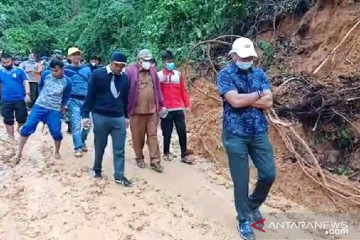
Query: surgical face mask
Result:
<box><xmin>166</xmin><ymin>62</ymin><xmax>175</xmax><ymax>71</ymax></box>
<box><xmin>141</xmin><ymin>61</ymin><xmax>151</xmax><ymax>70</ymax></box>
<box><xmin>91</xmin><ymin>62</ymin><xmax>96</xmax><ymax>66</ymax></box>
<box><xmin>236</xmin><ymin>60</ymin><xmax>253</xmax><ymax>70</ymax></box>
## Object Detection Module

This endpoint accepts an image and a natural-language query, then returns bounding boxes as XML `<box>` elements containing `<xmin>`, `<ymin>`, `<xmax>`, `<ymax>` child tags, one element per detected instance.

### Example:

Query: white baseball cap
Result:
<box><xmin>229</xmin><ymin>37</ymin><xmax>258</xmax><ymax>58</ymax></box>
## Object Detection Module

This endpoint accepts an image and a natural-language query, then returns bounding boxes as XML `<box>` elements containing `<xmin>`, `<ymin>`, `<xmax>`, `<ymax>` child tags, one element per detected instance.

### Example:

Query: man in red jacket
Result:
<box><xmin>158</xmin><ymin>50</ymin><xmax>193</xmax><ymax>164</ymax></box>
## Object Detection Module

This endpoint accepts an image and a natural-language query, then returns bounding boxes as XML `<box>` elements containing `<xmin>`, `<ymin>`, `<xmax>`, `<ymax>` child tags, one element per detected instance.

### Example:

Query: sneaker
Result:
<box><xmin>115</xmin><ymin>176</ymin><xmax>132</xmax><ymax>187</ymax></box>
<box><xmin>74</xmin><ymin>151</ymin><xmax>82</xmax><ymax>158</ymax></box>
<box><xmin>237</xmin><ymin>221</ymin><xmax>256</xmax><ymax>240</ymax></box>
<box><xmin>163</xmin><ymin>154</ymin><xmax>171</xmax><ymax>161</ymax></box>
<box><xmin>181</xmin><ymin>156</ymin><xmax>194</xmax><ymax>164</ymax></box>
<box><xmin>92</xmin><ymin>171</ymin><xmax>102</xmax><ymax>178</ymax></box>
<box><xmin>250</xmin><ymin>208</ymin><xmax>263</xmax><ymax>228</ymax></box>
<box><xmin>150</xmin><ymin>162</ymin><xmax>164</xmax><ymax>173</ymax></box>
<box><xmin>82</xmin><ymin>144</ymin><xmax>88</xmax><ymax>152</ymax></box>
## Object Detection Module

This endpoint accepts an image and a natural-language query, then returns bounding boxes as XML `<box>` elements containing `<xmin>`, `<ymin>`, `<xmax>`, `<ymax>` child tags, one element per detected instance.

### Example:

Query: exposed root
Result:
<box><xmin>268</xmin><ymin>108</ymin><xmax>360</xmax><ymax>206</ymax></box>
<box><xmin>313</xmin><ymin>19</ymin><xmax>360</xmax><ymax>74</ymax></box>
<box><xmin>199</xmin><ymin>136</ymin><xmax>220</xmax><ymax>170</ymax></box>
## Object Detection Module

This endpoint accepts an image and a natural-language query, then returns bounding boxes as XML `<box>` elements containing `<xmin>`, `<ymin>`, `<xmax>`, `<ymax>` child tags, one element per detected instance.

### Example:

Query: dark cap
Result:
<box><xmin>111</xmin><ymin>51</ymin><xmax>127</xmax><ymax>64</ymax></box>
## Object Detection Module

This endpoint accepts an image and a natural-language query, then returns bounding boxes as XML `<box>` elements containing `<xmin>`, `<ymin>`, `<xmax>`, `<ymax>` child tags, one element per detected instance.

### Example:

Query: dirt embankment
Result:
<box><xmin>185</xmin><ymin>0</ymin><xmax>360</xmax><ymax>213</ymax></box>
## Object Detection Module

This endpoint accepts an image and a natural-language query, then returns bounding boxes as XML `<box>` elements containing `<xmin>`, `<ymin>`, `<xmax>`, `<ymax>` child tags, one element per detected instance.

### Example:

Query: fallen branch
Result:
<box><xmin>206</xmin><ymin>44</ymin><xmax>217</xmax><ymax>74</ymax></box>
<box><xmin>199</xmin><ymin>136</ymin><xmax>220</xmax><ymax>170</ymax></box>
<box><xmin>190</xmin><ymin>80</ymin><xmax>222</xmax><ymax>102</ymax></box>
<box><xmin>313</xmin><ymin>19</ymin><xmax>360</xmax><ymax>74</ymax></box>
<box><xmin>275</xmin><ymin>77</ymin><xmax>308</xmax><ymax>93</ymax></box>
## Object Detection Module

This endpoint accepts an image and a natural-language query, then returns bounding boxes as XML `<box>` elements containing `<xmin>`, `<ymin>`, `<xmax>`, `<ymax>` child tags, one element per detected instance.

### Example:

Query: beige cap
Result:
<box><xmin>68</xmin><ymin>47</ymin><xmax>82</xmax><ymax>56</ymax></box>
<box><xmin>137</xmin><ymin>49</ymin><xmax>153</xmax><ymax>60</ymax></box>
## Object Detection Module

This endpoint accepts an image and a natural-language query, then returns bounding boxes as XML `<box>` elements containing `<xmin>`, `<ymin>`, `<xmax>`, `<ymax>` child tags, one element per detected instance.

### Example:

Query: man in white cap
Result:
<box><xmin>65</xmin><ymin>47</ymin><xmax>91</xmax><ymax>158</ymax></box>
<box><xmin>126</xmin><ymin>49</ymin><xmax>165</xmax><ymax>173</ymax></box>
<box><xmin>217</xmin><ymin>37</ymin><xmax>276</xmax><ymax>240</ymax></box>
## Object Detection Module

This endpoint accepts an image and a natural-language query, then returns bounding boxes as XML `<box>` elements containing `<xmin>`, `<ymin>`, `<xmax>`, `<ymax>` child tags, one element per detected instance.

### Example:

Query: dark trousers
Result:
<box><xmin>29</xmin><ymin>82</ymin><xmax>39</xmax><ymax>108</ymax></box>
<box><xmin>93</xmin><ymin>113</ymin><xmax>126</xmax><ymax>180</ymax></box>
<box><xmin>222</xmin><ymin>129</ymin><xmax>276</xmax><ymax>223</ymax></box>
<box><xmin>161</xmin><ymin>110</ymin><xmax>187</xmax><ymax>158</ymax></box>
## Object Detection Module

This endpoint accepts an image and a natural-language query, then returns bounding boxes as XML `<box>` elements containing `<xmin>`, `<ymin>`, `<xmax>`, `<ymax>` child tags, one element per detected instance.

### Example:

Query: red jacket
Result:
<box><xmin>158</xmin><ymin>68</ymin><xmax>190</xmax><ymax>110</ymax></box>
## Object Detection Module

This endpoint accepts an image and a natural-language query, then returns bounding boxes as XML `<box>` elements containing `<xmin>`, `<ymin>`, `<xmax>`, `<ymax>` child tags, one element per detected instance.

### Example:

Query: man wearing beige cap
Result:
<box><xmin>126</xmin><ymin>49</ymin><xmax>165</xmax><ymax>173</ymax></box>
<box><xmin>217</xmin><ymin>37</ymin><xmax>276</xmax><ymax>240</ymax></box>
<box><xmin>64</xmin><ymin>47</ymin><xmax>91</xmax><ymax>158</ymax></box>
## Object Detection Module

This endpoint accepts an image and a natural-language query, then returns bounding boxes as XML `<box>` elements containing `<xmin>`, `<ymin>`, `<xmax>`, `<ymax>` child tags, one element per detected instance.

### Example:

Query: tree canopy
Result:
<box><xmin>0</xmin><ymin>0</ymin><xmax>312</xmax><ymax>63</ymax></box>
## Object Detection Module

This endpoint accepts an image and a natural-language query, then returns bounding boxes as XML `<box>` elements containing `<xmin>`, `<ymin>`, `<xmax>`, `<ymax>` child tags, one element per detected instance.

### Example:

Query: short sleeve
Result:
<box><xmin>19</xmin><ymin>69</ymin><xmax>28</xmax><ymax>82</ymax></box>
<box><xmin>259</xmin><ymin>70</ymin><xmax>271</xmax><ymax>91</ymax></box>
<box><xmin>217</xmin><ymin>69</ymin><xmax>237</xmax><ymax>97</ymax></box>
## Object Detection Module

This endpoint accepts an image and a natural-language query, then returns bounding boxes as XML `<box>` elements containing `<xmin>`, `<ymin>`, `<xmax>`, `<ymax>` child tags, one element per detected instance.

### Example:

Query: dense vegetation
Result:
<box><xmin>0</xmin><ymin>0</ymin><xmax>312</xmax><ymax>64</ymax></box>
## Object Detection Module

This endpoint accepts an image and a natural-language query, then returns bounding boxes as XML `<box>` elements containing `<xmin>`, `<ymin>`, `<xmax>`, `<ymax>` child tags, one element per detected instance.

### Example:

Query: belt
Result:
<box><xmin>70</xmin><ymin>94</ymin><xmax>86</xmax><ymax>100</ymax></box>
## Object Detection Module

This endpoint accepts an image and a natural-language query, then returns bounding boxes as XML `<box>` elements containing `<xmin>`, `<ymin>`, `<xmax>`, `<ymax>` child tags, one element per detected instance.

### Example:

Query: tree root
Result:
<box><xmin>268</xmin><ymin>108</ymin><xmax>360</xmax><ymax>206</ymax></box>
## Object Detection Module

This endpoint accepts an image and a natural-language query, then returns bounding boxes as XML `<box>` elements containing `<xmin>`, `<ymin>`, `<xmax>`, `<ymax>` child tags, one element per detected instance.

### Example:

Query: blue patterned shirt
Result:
<box><xmin>36</xmin><ymin>70</ymin><xmax>72</xmax><ymax>111</ymax></box>
<box><xmin>217</xmin><ymin>63</ymin><xmax>271</xmax><ymax>137</ymax></box>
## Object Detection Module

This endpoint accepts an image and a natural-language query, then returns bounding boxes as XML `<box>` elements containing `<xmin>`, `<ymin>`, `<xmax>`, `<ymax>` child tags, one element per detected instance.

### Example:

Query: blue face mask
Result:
<box><xmin>166</xmin><ymin>62</ymin><xmax>175</xmax><ymax>71</ymax></box>
<box><xmin>236</xmin><ymin>60</ymin><xmax>253</xmax><ymax>70</ymax></box>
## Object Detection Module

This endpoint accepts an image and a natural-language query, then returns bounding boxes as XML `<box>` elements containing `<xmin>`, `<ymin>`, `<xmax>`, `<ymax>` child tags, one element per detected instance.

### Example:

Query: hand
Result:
<box><xmin>185</xmin><ymin>107</ymin><xmax>191</xmax><ymax>114</ymax></box>
<box><xmin>82</xmin><ymin>118</ymin><xmax>91</xmax><ymax>128</ymax></box>
<box><xmin>24</xmin><ymin>94</ymin><xmax>31</xmax><ymax>103</ymax></box>
<box><xmin>125</xmin><ymin>119</ymin><xmax>130</xmax><ymax>129</ymax></box>
<box><xmin>60</xmin><ymin>106</ymin><xmax>66</xmax><ymax>113</ymax></box>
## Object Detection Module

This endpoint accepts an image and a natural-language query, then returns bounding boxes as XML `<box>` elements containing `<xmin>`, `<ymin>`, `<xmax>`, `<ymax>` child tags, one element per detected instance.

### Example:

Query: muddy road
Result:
<box><xmin>0</xmin><ymin>124</ymin><xmax>358</xmax><ymax>240</ymax></box>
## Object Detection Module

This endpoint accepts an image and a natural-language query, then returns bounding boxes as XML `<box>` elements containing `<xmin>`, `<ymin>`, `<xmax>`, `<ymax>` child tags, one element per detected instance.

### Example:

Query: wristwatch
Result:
<box><xmin>257</xmin><ymin>90</ymin><xmax>264</xmax><ymax>98</ymax></box>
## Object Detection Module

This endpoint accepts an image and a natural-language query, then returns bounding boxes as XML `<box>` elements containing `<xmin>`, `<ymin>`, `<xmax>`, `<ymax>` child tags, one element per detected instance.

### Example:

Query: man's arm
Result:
<box><xmin>123</xmin><ymin>76</ymin><xmax>130</xmax><ymax>119</ymax></box>
<box><xmin>179</xmin><ymin>74</ymin><xmax>190</xmax><ymax>108</ymax></box>
<box><xmin>250</xmin><ymin>70</ymin><xmax>273</xmax><ymax>109</ymax></box>
<box><xmin>251</xmin><ymin>90</ymin><xmax>273</xmax><ymax>109</ymax></box>
<box><xmin>217</xmin><ymin>69</ymin><xmax>260</xmax><ymax>108</ymax></box>
<box><xmin>38</xmin><ymin>71</ymin><xmax>46</xmax><ymax>93</ymax></box>
<box><xmin>20</xmin><ymin>69</ymin><xmax>30</xmax><ymax>96</ymax></box>
<box><xmin>153</xmin><ymin>69</ymin><xmax>164</xmax><ymax>108</ymax></box>
<box><xmin>61</xmin><ymin>77</ymin><xmax>72</xmax><ymax>107</ymax></box>
<box><xmin>223</xmin><ymin>91</ymin><xmax>260</xmax><ymax>108</ymax></box>
<box><xmin>82</xmin><ymin>74</ymin><xmax>96</xmax><ymax>118</ymax></box>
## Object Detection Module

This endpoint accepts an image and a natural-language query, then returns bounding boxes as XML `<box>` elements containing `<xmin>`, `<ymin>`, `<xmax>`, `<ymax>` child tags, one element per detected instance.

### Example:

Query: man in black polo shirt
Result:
<box><xmin>82</xmin><ymin>51</ymin><xmax>131</xmax><ymax>187</ymax></box>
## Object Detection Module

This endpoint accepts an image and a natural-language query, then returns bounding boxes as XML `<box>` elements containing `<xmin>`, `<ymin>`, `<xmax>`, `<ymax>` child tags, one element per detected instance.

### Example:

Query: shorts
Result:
<box><xmin>1</xmin><ymin>101</ymin><xmax>28</xmax><ymax>125</ymax></box>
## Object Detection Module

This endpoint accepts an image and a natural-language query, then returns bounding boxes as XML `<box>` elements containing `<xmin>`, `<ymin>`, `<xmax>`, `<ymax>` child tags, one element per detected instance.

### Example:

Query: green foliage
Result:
<box><xmin>257</xmin><ymin>40</ymin><xmax>275</xmax><ymax>68</ymax></box>
<box><xmin>0</xmin><ymin>0</ymin><xmax>311</xmax><ymax>64</ymax></box>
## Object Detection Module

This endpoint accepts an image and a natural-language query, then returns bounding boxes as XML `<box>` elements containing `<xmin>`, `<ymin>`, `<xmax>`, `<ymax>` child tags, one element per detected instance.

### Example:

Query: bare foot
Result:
<box><xmin>15</xmin><ymin>154</ymin><xmax>22</xmax><ymax>165</ymax></box>
<box><xmin>55</xmin><ymin>153</ymin><xmax>61</xmax><ymax>159</ymax></box>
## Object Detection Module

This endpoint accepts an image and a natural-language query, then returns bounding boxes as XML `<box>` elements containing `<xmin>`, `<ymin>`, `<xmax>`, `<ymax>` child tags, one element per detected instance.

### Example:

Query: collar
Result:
<box><xmin>106</xmin><ymin>65</ymin><xmax>112</xmax><ymax>74</ymax></box>
<box><xmin>106</xmin><ymin>65</ymin><xmax>122</xmax><ymax>75</ymax></box>
<box><xmin>162</xmin><ymin>68</ymin><xmax>174</xmax><ymax>75</ymax></box>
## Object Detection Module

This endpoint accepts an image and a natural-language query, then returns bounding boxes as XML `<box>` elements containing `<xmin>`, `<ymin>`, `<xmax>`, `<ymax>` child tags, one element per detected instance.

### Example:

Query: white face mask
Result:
<box><xmin>236</xmin><ymin>60</ymin><xmax>253</xmax><ymax>70</ymax></box>
<box><xmin>141</xmin><ymin>61</ymin><xmax>151</xmax><ymax>70</ymax></box>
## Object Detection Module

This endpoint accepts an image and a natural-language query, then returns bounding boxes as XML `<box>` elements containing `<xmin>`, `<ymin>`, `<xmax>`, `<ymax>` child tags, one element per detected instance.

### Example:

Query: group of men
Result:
<box><xmin>0</xmin><ymin>37</ymin><xmax>276</xmax><ymax>240</ymax></box>
<box><xmin>0</xmin><ymin>46</ymin><xmax>192</xmax><ymax>186</ymax></box>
